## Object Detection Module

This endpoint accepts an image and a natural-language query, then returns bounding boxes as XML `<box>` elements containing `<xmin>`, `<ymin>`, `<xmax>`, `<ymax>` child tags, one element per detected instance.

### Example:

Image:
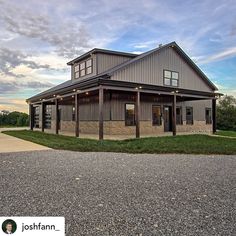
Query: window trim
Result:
<box><xmin>152</xmin><ymin>105</ymin><xmax>162</xmax><ymax>126</ymax></box>
<box><xmin>205</xmin><ymin>108</ymin><xmax>212</xmax><ymax>124</ymax></box>
<box><xmin>125</xmin><ymin>103</ymin><xmax>136</xmax><ymax>126</ymax></box>
<box><xmin>163</xmin><ymin>69</ymin><xmax>179</xmax><ymax>87</ymax></box>
<box><xmin>186</xmin><ymin>106</ymin><xmax>193</xmax><ymax>125</ymax></box>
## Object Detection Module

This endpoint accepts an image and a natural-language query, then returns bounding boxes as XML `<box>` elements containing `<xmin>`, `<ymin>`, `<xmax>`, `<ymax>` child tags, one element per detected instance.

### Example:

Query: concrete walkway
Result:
<box><xmin>0</xmin><ymin>128</ymin><xmax>50</xmax><ymax>153</ymax></box>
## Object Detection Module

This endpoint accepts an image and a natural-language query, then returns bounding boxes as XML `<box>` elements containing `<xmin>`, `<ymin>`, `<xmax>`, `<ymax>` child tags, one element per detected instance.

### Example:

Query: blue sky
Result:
<box><xmin>0</xmin><ymin>0</ymin><xmax>235</xmax><ymax>112</ymax></box>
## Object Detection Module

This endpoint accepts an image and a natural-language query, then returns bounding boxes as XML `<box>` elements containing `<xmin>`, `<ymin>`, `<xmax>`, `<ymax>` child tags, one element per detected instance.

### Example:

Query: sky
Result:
<box><xmin>0</xmin><ymin>0</ymin><xmax>235</xmax><ymax>113</ymax></box>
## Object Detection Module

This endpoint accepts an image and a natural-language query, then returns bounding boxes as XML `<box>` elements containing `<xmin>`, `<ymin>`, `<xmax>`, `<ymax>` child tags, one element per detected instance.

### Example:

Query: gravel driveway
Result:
<box><xmin>0</xmin><ymin>150</ymin><xmax>235</xmax><ymax>235</ymax></box>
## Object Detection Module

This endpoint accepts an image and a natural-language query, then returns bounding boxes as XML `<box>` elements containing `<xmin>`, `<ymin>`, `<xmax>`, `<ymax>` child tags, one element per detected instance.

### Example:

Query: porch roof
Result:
<box><xmin>27</xmin><ymin>76</ymin><xmax>220</xmax><ymax>104</ymax></box>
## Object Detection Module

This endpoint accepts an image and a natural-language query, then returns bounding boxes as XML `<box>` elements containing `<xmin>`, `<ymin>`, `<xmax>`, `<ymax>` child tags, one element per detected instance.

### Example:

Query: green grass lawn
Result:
<box><xmin>3</xmin><ymin>130</ymin><xmax>236</xmax><ymax>155</ymax></box>
<box><xmin>216</xmin><ymin>130</ymin><xmax>236</xmax><ymax>137</ymax></box>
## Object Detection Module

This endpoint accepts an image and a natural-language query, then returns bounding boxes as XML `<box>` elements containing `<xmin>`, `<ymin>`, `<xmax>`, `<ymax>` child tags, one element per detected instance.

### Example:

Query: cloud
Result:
<box><xmin>0</xmin><ymin>78</ymin><xmax>54</xmax><ymax>94</ymax></box>
<box><xmin>0</xmin><ymin>97</ymin><xmax>28</xmax><ymax>113</ymax></box>
<box><xmin>0</xmin><ymin>1</ymin><xmax>94</xmax><ymax>59</ymax></box>
<box><xmin>0</xmin><ymin>48</ymin><xmax>50</xmax><ymax>77</ymax></box>
<box><xmin>198</xmin><ymin>47</ymin><xmax>236</xmax><ymax>64</ymax></box>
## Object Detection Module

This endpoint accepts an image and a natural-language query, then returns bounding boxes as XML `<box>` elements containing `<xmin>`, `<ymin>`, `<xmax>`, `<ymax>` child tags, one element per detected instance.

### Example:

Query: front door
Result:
<box><xmin>164</xmin><ymin>106</ymin><xmax>172</xmax><ymax>132</ymax></box>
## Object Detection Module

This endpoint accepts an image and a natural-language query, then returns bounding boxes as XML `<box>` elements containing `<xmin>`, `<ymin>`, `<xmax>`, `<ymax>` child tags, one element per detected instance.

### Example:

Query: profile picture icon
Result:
<box><xmin>2</xmin><ymin>219</ymin><xmax>17</xmax><ymax>234</ymax></box>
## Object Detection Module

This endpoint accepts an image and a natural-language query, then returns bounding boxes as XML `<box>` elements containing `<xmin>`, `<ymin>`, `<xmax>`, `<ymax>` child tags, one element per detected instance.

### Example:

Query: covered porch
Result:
<box><xmin>28</xmin><ymin>79</ymin><xmax>218</xmax><ymax>140</ymax></box>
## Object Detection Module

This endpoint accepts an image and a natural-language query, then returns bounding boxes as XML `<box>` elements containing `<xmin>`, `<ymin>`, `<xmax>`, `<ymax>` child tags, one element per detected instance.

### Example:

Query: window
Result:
<box><xmin>44</xmin><ymin>105</ymin><xmax>52</xmax><ymax>129</ymax></box>
<box><xmin>186</xmin><ymin>107</ymin><xmax>193</xmax><ymax>125</ymax></box>
<box><xmin>74</xmin><ymin>58</ymin><xmax>93</xmax><ymax>79</ymax></box>
<box><xmin>34</xmin><ymin>106</ymin><xmax>40</xmax><ymax>128</ymax></box>
<box><xmin>176</xmin><ymin>107</ymin><xmax>183</xmax><ymax>125</ymax></box>
<box><xmin>163</xmin><ymin>70</ymin><xmax>179</xmax><ymax>87</ymax></box>
<box><xmin>152</xmin><ymin>105</ymin><xmax>162</xmax><ymax>126</ymax></box>
<box><xmin>125</xmin><ymin>104</ymin><xmax>136</xmax><ymax>126</ymax></box>
<box><xmin>86</xmin><ymin>59</ymin><xmax>92</xmax><ymax>75</ymax></box>
<box><xmin>205</xmin><ymin>108</ymin><xmax>212</xmax><ymax>124</ymax></box>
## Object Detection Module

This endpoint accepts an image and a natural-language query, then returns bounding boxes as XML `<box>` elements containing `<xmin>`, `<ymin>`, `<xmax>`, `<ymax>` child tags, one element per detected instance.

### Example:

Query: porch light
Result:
<box><xmin>72</xmin><ymin>95</ymin><xmax>74</xmax><ymax>98</ymax></box>
<box><xmin>139</xmin><ymin>86</ymin><xmax>142</xmax><ymax>89</ymax></box>
<box><xmin>86</xmin><ymin>92</ymin><xmax>89</xmax><ymax>95</ymax></box>
<box><xmin>77</xmin><ymin>90</ymin><xmax>81</xmax><ymax>92</ymax></box>
<box><xmin>53</xmin><ymin>94</ymin><xmax>56</xmax><ymax>97</ymax></box>
<box><xmin>135</xmin><ymin>87</ymin><xmax>138</xmax><ymax>90</ymax></box>
<box><xmin>60</xmin><ymin>98</ymin><xmax>63</xmax><ymax>100</ymax></box>
<box><xmin>175</xmin><ymin>90</ymin><xmax>179</xmax><ymax>93</ymax></box>
<box><xmin>73</xmin><ymin>89</ymin><xmax>76</xmax><ymax>92</ymax></box>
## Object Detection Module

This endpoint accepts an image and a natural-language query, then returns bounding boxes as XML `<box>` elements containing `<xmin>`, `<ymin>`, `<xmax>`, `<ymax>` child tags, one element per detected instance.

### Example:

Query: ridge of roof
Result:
<box><xmin>67</xmin><ymin>48</ymin><xmax>138</xmax><ymax>65</ymax></box>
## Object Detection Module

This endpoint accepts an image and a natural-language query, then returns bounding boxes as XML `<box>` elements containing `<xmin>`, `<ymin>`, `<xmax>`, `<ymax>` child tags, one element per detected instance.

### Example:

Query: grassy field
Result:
<box><xmin>216</xmin><ymin>130</ymin><xmax>236</xmax><ymax>137</ymax></box>
<box><xmin>3</xmin><ymin>130</ymin><xmax>236</xmax><ymax>155</ymax></box>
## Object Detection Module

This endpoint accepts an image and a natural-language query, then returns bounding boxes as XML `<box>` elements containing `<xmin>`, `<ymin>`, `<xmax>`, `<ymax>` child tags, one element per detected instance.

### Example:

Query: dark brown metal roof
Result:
<box><xmin>67</xmin><ymin>48</ymin><xmax>138</xmax><ymax>65</ymax></box>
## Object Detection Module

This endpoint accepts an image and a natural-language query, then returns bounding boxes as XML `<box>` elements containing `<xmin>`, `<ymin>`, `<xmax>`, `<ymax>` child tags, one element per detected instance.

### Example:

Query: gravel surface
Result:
<box><xmin>0</xmin><ymin>150</ymin><xmax>235</xmax><ymax>235</ymax></box>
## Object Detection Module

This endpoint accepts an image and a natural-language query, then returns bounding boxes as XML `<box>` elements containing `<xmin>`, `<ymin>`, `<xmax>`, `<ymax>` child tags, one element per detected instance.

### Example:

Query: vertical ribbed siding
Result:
<box><xmin>111</xmin><ymin>47</ymin><xmax>213</xmax><ymax>92</ymax></box>
<box><xmin>97</xmin><ymin>53</ymin><xmax>133</xmax><ymax>74</ymax></box>
<box><xmin>55</xmin><ymin>93</ymin><xmax>212</xmax><ymax>122</ymax></box>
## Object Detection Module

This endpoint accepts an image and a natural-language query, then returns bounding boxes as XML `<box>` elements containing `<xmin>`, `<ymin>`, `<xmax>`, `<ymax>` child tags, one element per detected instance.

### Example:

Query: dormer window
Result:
<box><xmin>163</xmin><ymin>70</ymin><xmax>179</xmax><ymax>87</ymax></box>
<box><xmin>74</xmin><ymin>58</ymin><xmax>93</xmax><ymax>79</ymax></box>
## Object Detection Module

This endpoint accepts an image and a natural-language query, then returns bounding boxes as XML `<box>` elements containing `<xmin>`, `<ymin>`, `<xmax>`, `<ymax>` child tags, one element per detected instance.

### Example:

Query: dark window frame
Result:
<box><xmin>125</xmin><ymin>103</ymin><xmax>136</xmax><ymax>126</ymax></box>
<box><xmin>163</xmin><ymin>69</ymin><xmax>179</xmax><ymax>87</ymax></box>
<box><xmin>186</xmin><ymin>107</ymin><xmax>193</xmax><ymax>125</ymax></box>
<box><xmin>74</xmin><ymin>58</ymin><xmax>93</xmax><ymax>79</ymax></box>
<box><xmin>205</xmin><ymin>108</ymin><xmax>212</xmax><ymax>124</ymax></box>
<box><xmin>152</xmin><ymin>105</ymin><xmax>162</xmax><ymax>126</ymax></box>
<box><xmin>176</xmin><ymin>106</ymin><xmax>183</xmax><ymax>125</ymax></box>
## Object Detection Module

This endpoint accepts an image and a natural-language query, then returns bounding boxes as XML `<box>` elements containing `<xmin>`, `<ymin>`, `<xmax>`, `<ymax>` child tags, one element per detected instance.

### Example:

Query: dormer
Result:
<box><xmin>67</xmin><ymin>48</ymin><xmax>137</xmax><ymax>80</ymax></box>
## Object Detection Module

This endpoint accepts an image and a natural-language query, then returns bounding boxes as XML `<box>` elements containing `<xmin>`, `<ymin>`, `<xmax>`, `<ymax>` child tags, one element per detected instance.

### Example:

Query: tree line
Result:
<box><xmin>0</xmin><ymin>111</ymin><xmax>29</xmax><ymax>127</ymax></box>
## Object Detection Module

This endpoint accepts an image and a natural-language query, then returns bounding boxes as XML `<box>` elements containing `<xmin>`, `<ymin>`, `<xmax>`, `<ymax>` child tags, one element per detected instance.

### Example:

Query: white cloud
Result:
<box><xmin>198</xmin><ymin>47</ymin><xmax>236</xmax><ymax>64</ymax></box>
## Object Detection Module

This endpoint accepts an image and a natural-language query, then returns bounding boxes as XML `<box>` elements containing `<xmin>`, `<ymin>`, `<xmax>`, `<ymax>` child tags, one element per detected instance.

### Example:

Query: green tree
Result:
<box><xmin>0</xmin><ymin>111</ymin><xmax>29</xmax><ymax>127</ymax></box>
<box><xmin>216</xmin><ymin>95</ymin><xmax>236</xmax><ymax>131</ymax></box>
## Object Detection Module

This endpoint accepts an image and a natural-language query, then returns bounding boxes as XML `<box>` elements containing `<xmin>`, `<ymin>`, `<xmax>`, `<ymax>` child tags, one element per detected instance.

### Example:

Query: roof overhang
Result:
<box><xmin>27</xmin><ymin>77</ymin><xmax>219</xmax><ymax>104</ymax></box>
<box><xmin>67</xmin><ymin>48</ymin><xmax>137</xmax><ymax>65</ymax></box>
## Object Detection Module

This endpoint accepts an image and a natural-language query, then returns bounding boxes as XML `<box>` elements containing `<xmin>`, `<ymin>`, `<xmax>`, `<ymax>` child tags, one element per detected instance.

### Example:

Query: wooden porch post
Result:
<box><xmin>75</xmin><ymin>94</ymin><xmax>79</xmax><ymax>137</ymax></box>
<box><xmin>55</xmin><ymin>99</ymin><xmax>59</xmax><ymax>134</ymax></box>
<box><xmin>212</xmin><ymin>98</ymin><xmax>216</xmax><ymax>134</ymax></box>
<box><xmin>99</xmin><ymin>86</ymin><xmax>104</xmax><ymax>140</ymax></box>
<box><xmin>41</xmin><ymin>102</ymin><xmax>45</xmax><ymax>132</ymax></box>
<box><xmin>29</xmin><ymin>104</ymin><xmax>34</xmax><ymax>130</ymax></box>
<box><xmin>172</xmin><ymin>94</ymin><xmax>176</xmax><ymax>136</ymax></box>
<box><xmin>136</xmin><ymin>91</ymin><xmax>140</xmax><ymax>138</ymax></box>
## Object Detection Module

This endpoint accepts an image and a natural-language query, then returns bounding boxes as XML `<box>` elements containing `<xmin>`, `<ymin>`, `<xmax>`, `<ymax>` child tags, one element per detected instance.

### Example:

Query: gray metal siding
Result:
<box><xmin>182</xmin><ymin>100</ymin><xmax>212</xmax><ymax>121</ymax></box>
<box><xmin>60</xmin><ymin>105</ymin><xmax>73</xmax><ymax>121</ymax></box>
<box><xmin>111</xmin><ymin>47</ymin><xmax>213</xmax><ymax>92</ymax></box>
<box><xmin>97</xmin><ymin>53</ymin><xmax>133</xmax><ymax>74</ymax></box>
